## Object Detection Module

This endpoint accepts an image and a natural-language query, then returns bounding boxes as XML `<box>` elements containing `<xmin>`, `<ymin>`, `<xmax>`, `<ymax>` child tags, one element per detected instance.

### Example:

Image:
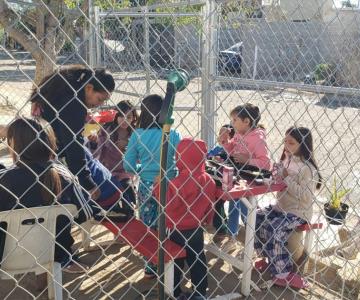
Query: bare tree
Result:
<box><xmin>0</xmin><ymin>0</ymin><xmax>77</xmax><ymax>84</ymax></box>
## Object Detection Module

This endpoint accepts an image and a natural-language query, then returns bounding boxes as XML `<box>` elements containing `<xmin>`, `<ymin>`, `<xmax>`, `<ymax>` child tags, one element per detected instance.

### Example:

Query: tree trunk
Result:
<box><xmin>34</xmin><ymin>54</ymin><xmax>57</xmax><ymax>86</ymax></box>
<box><xmin>33</xmin><ymin>1</ymin><xmax>61</xmax><ymax>85</ymax></box>
<box><xmin>0</xmin><ymin>0</ymin><xmax>76</xmax><ymax>85</ymax></box>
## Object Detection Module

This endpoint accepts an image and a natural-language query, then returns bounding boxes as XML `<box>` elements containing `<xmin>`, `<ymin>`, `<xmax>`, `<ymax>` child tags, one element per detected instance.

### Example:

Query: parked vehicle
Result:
<box><xmin>218</xmin><ymin>42</ymin><xmax>243</xmax><ymax>75</ymax></box>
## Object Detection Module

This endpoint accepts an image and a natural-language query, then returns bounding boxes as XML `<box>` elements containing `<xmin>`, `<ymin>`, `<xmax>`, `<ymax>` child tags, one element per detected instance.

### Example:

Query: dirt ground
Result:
<box><xmin>0</xmin><ymin>224</ymin><xmax>358</xmax><ymax>300</ymax></box>
<box><xmin>0</xmin><ymin>52</ymin><xmax>359</xmax><ymax>299</ymax></box>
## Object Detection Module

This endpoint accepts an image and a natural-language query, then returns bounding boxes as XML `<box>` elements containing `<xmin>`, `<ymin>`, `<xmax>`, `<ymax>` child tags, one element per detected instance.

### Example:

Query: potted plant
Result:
<box><xmin>324</xmin><ymin>178</ymin><xmax>350</xmax><ymax>225</ymax></box>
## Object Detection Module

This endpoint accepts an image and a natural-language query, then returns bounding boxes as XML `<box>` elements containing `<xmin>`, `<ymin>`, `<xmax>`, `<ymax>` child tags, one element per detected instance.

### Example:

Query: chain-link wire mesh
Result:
<box><xmin>0</xmin><ymin>0</ymin><xmax>360</xmax><ymax>299</ymax></box>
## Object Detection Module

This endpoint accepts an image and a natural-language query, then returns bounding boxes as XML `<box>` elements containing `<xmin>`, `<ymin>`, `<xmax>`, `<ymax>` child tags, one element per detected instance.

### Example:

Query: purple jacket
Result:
<box><xmin>89</xmin><ymin>127</ymin><xmax>133</xmax><ymax>181</ymax></box>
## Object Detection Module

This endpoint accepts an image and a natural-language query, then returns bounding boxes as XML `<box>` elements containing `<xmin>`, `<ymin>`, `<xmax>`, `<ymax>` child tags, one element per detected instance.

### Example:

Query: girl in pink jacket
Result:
<box><xmin>223</xmin><ymin>103</ymin><xmax>271</xmax><ymax>237</ymax></box>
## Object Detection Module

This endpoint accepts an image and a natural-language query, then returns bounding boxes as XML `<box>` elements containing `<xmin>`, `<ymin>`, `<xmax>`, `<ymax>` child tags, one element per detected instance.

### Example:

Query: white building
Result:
<box><xmin>262</xmin><ymin>0</ymin><xmax>356</xmax><ymax>22</ymax></box>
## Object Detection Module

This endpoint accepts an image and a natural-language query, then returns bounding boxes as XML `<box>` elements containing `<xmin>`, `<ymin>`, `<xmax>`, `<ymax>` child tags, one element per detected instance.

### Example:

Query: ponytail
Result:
<box><xmin>40</xmin><ymin>166</ymin><xmax>62</xmax><ymax>205</ymax></box>
<box><xmin>230</xmin><ymin>103</ymin><xmax>261</xmax><ymax>129</ymax></box>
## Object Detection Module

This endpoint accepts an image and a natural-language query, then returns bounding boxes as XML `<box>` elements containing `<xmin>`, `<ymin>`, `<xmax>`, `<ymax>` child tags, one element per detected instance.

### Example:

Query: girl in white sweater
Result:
<box><xmin>254</xmin><ymin>126</ymin><xmax>322</xmax><ymax>289</ymax></box>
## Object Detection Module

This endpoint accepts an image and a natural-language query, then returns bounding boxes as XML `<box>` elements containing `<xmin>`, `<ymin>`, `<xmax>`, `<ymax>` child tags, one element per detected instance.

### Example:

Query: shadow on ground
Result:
<box><xmin>315</xmin><ymin>94</ymin><xmax>360</xmax><ymax>109</ymax></box>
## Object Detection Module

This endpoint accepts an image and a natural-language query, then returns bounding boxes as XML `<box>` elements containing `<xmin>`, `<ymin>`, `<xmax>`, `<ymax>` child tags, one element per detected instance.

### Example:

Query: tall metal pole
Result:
<box><xmin>201</xmin><ymin>0</ymin><xmax>218</xmax><ymax>148</ymax></box>
<box><xmin>157</xmin><ymin>70</ymin><xmax>189</xmax><ymax>300</ymax></box>
<box><xmin>88</xmin><ymin>0</ymin><xmax>95</xmax><ymax>67</ymax></box>
<box><xmin>253</xmin><ymin>44</ymin><xmax>258</xmax><ymax>80</ymax></box>
<box><xmin>144</xmin><ymin>7</ymin><xmax>151</xmax><ymax>95</ymax></box>
<box><xmin>94</xmin><ymin>6</ymin><xmax>101</xmax><ymax>66</ymax></box>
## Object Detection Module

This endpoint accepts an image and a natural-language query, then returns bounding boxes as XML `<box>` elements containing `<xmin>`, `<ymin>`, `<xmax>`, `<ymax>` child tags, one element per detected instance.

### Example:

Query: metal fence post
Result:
<box><xmin>88</xmin><ymin>0</ymin><xmax>96</xmax><ymax>67</ymax></box>
<box><xmin>201</xmin><ymin>0</ymin><xmax>218</xmax><ymax>148</ymax></box>
<box><xmin>144</xmin><ymin>7</ymin><xmax>151</xmax><ymax>95</ymax></box>
<box><xmin>94</xmin><ymin>6</ymin><xmax>101</xmax><ymax>66</ymax></box>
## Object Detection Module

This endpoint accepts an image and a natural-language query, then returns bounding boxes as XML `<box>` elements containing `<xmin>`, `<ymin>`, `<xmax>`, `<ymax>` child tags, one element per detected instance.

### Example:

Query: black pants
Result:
<box><xmin>212</xmin><ymin>199</ymin><xmax>227</xmax><ymax>233</ymax></box>
<box><xmin>119</xmin><ymin>178</ymin><xmax>136</xmax><ymax>216</ymax></box>
<box><xmin>169</xmin><ymin>227</ymin><xmax>208</xmax><ymax>298</ymax></box>
<box><xmin>54</xmin><ymin>215</ymin><xmax>74</xmax><ymax>266</ymax></box>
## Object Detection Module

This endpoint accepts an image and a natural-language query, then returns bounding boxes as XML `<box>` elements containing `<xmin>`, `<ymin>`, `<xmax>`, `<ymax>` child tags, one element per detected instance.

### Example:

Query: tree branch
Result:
<box><xmin>55</xmin><ymin>13</ymin><xmax>76</xmax><ymax>53</ymax></box>
<box><xmin>0</xmin><ymin>0</ymin><xmax>41</xmax><ymax>60</ymax></box>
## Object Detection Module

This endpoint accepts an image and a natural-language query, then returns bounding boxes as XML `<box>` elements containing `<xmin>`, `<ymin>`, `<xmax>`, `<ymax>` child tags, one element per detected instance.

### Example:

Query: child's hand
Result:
<box><xmin>232</xmin><ymin>153</ymin><xmax>250</xmax><ymax>164</ymax></box>
<box><xmin>88</xmin><ymin>133</ymin><xmax>98</xmax><ymax>143</ymax></box>
<box><xmin>213</xmin><ymin>156</ymin><xmax>224</xmax><ymax>162</ymax></box>
<box><xmin>89</xmin><ymin>186</ymin><xmax>101</xmax><ymax>200</ymax></box>
<box><xmin>217</xmin><ymin>135</ymin><xmax>228</xmax><ymax>145</ymax></box>
<box><xmin>217</xmin><ymin>127</ymin><xmax>231</xmax><ymax>145</ymax></box>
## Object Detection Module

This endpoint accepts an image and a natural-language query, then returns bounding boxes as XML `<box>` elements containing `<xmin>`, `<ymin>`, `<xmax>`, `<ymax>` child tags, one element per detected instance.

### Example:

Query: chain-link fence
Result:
<box><xmin>0</xmin><ymin>0</ymin><xmax>360</xmax><ymax>299</ymax></box>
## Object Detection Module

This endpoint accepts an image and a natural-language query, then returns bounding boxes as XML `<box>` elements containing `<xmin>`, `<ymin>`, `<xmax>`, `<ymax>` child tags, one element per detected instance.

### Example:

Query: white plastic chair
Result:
<box><xmin>0</xmin><ymin>204</ymin><xmax>78</xmax><ymax>300</ymax></box>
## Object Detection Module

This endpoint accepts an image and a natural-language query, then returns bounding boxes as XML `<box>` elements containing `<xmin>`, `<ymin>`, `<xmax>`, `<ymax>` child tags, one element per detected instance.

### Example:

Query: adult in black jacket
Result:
<box><xmin>0</xmin><ymin>118</ymin><xmax>96</xmax><ymax>272</ymax></box>
<box><xmin>30</xmin><ymin>65</ymin><xmax>115</xmax><ymax>200</ymax></box>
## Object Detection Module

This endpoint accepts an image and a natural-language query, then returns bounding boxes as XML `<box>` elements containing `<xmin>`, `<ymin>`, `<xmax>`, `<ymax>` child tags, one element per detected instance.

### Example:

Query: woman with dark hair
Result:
<box><xmin>30</xmin><ymin>64</ymin><xmax>115</xmax><ymax>199</ymax></box>
<box><xmin>124</xmin><ymin>94</ymin><xmax>182</xmax><ymax>278</ymax></box>
<box><xmin>0</xmin><ymin>117</ymin><xmax>96</xmax><ymax>273</ymax></box>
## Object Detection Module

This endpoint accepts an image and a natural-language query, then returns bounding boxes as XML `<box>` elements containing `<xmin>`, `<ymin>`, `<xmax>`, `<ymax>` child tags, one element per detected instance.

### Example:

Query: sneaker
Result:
<box><xmin>143</xmin><ymin>263</ymin><xmax>157</xmax><ymax>280</ymax></box>
<box><xmin>272</xmin><ymin>273</ymin><xmax>310</xmax><ymax>289</ymax></box>
<box><xmin>143</xmin><ymin>270</ymin><xmax>157</xmax><ymax>280</ymax></box>
<box><xmin>254</xmin><ymin>257</ymin><xmax>269</xmax><ymax>273</ymax></box>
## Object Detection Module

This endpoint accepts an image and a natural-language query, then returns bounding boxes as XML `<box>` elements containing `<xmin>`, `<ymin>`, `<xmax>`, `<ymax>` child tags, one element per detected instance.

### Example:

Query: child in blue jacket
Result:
<box><xmin>124</xmin><ymin>94</ymin><xmax>181</xmax><ymax>278</ymax></box>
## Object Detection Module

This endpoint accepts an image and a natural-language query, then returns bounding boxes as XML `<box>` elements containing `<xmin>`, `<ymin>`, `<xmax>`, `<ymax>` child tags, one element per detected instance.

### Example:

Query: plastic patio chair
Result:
<box><xmin>0</xmin><ymin>204</ymin><xmax>78</xmax><ymax>300</ymax></box>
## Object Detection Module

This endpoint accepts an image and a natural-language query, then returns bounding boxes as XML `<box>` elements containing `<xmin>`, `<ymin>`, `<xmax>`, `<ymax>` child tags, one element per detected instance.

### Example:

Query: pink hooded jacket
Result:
<box><xmin>223</xmin><ymin>127</ymin><xmax>271</xmax><ymax>170</ymax></box>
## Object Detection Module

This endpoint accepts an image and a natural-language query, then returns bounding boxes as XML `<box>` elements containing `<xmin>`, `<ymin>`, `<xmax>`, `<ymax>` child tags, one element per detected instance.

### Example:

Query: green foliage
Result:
<box><xmin>0</xmin><ymin>27</ymin><xmax>4</xmax><ymax>43</ymax></box>
<box><xmin>61</xmin><ymin>40</ymin><xmax>75</xmax><ymax>52</ymax></box>
<box><xmin>329</xmin><ymin>177</ymin><xmax>351</xmax><ymax>210</ymax></box>
<box><xmin>64</xmin><ymin>0</ymin><xmax>126</xmax><ymax>10</ymax></box>
<box><xmin>65</xmin><ymin>0</ymin><xmax>202</xmax><ymax>26</ymax></box>
<box><xmin>145</xmin><ymin>0</ymin><xmax>201</xmax><ymax>26</ymax></box>
<box><xmin>221</xmin><ymin>0</ymin><xmax>262</xmax><ymax>19</ymax></box>
<box><xmin>341</xmin><ymin>0</ymin><xmax>356</xmax><ymax>8</ymax></box>
<box><xmin>314</xmin><ymin>63</ymin><xmax>334</xmax><ymax>81</ymax></box>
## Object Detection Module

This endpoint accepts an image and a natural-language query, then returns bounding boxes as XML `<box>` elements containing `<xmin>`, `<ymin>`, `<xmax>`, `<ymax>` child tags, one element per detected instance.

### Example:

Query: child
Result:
<box><xmin>207</xmin><ymin>124</ymin><xmax>235</xmax><ymax>160</ymax></box>
<box><xmin>223</xmin><ymin>103</ymin><xmax>271</xmax><ymax>237</ymax></box>
<box><xmin>87</xmin><ymin>100</ymin><xmax>139</xmax><ymax>215</ymax></box>
<box><xmin>0</xmin><ymin>117</ymin><xmax>97</xmax><ymax>273</ymax></box>
<box><xmin>254</xmin><ymin>126</ymin><xmax>322</xmax><ymax>288</ymax></box>
<box><xmin>124</xmin><ymin>94</ymin><xmax>181</xmax><ymax>278</ymax></box>
<box><xmin>154</xmin><ymin>137</ymin><xmax>216</xmax><ymax>300</ymax></box>
<box><xmin>208</xmin><ymin>125</ymin><xmax>235</xmax><ymax>240</ymax></box>
<box><xmin>88</xmin><ymin>100</ymin><xmax>138</xmax><ymax>180</ymax></box>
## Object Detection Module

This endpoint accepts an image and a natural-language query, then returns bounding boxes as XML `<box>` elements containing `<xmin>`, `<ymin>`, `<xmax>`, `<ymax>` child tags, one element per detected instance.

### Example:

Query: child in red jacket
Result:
<box><xmin>154</xmin><ymin>137</ymin><xmax>216</xmax><ymax>300</ymax></box>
